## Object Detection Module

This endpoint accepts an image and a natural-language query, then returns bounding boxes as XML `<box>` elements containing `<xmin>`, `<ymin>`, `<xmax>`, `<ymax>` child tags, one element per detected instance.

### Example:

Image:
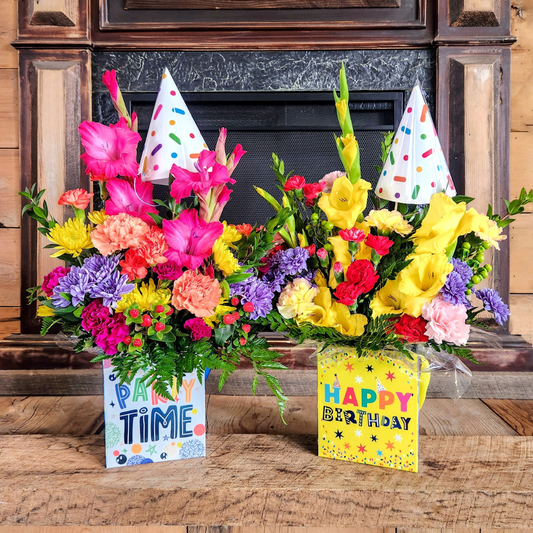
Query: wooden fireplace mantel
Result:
<box><xmin>11</xmin><ymin>0</ymin><xmax>516</xmax><ymax>341</ymax></box>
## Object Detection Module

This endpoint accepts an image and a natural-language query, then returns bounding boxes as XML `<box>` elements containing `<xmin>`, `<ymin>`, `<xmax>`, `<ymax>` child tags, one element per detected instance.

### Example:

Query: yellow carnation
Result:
<box><xmin>115</xmin><ymin>279</ymin><xmax>171</xmax><ymax>313</ymax></box>
<box><xmin>213</xmin><ymin>238</ymin><xmax>240</xmax><ymax>277</ymax></box>
<box><xmin>87</xmin><ymin>209</ymin><xmax>108</xmax><ymax>225</ymax></box>
<box><xmin>318</xmin><ymin>175</ymin><xmax>371</xmax><ymax>229</ymax></box>
<box><xmin>399</xmin><ymin>252</ymin><xmax>453</xmax><ymax>316</ymax></box>
<box><xmin>277</xmin><ymin>278</ymin><xmax>319</xmax><ymax>319</ymax></box>
<box><xmin>47</xmin><ymin>217</ymin><xmax>93</xmax><ymax>258</ymax></box>
<box><xmin>366</xmin><ymin>209</ymin><xmax>413</xmax><ymax>236</ymax></box>
<box><xmin>413</xmin><ymin>193</ymin><xmax>486</xmax><ymax>254</ymax></box>
<box><xmin>471</xmin><ymin>216</ymin><xmax>507</xmax><ymax>250</ymax></box>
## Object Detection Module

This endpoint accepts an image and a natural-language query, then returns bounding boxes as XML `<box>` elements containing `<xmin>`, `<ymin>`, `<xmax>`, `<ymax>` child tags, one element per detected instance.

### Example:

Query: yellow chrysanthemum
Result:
<box><xmin>47</xmin><ymin>217</ymin><xmax>93</xmax><ymax>258</ymax></box>
<box><xmin>399</xmin><ymin>252</ymin><xmax>453</xmax><ymax>317</ymax></box>
<box><xmin>204</xmin><ymin>299</ymin><xmax>236</xmax><ymax>328</ymax></box>
<box><xmin>37</xmin><ymin>304</ymin><xmax>54</xmax><ymax>317</ymax></box>
<box><xmin>220</xmin><ymin>222</ymin><xmax>242</xmax><ymax>247</ymax></box>
<box><xmin>87</xmin><ymin>209</ymin><xmax>108</xmax><ymax>225</ymax></box>
<box><xmin>366</xmin><ymin>209</ymin><xmax>413</xmax><ymax>236</ymax></box>
<box><xmin>213</xmin><ymin>238</ymin><xmax>240</xmax><ymax>277</ymax></box>
<box><xmin>318</xmin><ymin>175</ymin><xmax>371</xmax><ymax>229</ymax></box>
<box><xmin>115</xmin><ymin>279</ymin><xmax>171</xmax><ymax>313</ymax></box>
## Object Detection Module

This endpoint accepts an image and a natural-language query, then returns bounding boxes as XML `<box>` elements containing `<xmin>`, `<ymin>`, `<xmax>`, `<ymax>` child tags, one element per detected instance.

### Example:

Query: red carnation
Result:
<box><xmin>283</xmin><ymin>175</ymin><xmax>306</xmax><ymax>191</ymax></box>
<box><xmin>304</xmin><ymin>243</ymin><xmax>316</xmax><ymax>257</ymax></box>
<box><xmin>334</xmin><ymin>260</ymin><xmax>379</xmax><ymax>305</ymax></box>
<box><xmin>394</xmin><ymin>314</ymin><xmax>429</xmax><ymax>343</ymax></box>
<box><xmin>365</xmin><ymin>234</ymin><xmax>394</xmax><ymax>256</ymax></box>
<box><xmin>339</xmin><ymin>227</ymin><xmax>366</xmax><ymax>243</ymax></box>
<box><xmin>302</xmin><ymin>181</ymin><xmax>326</xmax><ymax>202</ymax></box>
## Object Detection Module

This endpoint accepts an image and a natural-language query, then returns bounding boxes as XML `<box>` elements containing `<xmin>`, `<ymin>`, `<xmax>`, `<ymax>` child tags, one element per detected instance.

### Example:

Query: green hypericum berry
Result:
<box><xmin>311</xmin><ymin>213</ymin><xmax>319</xmax><ymax>221</ymax></box>
<box><xmin>471</xmin><ymin>275</ymin><xmax>481</xmax><ymax>284</ymax></box>
<box><xmin>324</xmin><ymin>244</ymin><xmax>333</xmax><ymax>252</ymax></box>
<box><xmin>482</xmin><ymin>241</ymin><xmax>491</xmax><ymax>249</ymax></box>
<box><xmin>485</xmin><ymin>264</ymin><xmax>493</xmax><ymax>272</ymax></box>
<box><xmin>306</xmin><ymin>224</ymin><xmax>312</xmax><ymax>231</ymax></box>
<box><xmin>321</xmin><ymin>220</ymin><xmax>327</xmax><ymax>226</ymax></box>
<box><xmin>475</xmin><ymin>253</ymin><xmax>485</xmax><ymax>263</ymax></box>
<box><xmin>466</xmin><ymin>289</ymin><xmax>472</xmax><ymax>295</ymax></box>
<box><xmin>325</xmin><ymin>222</ymin><xmax>334</xmax><ymax>231</ymax></box>
<box><xmin>462</xmin><ymin>242</ymin><xmax>471</xmax><ymax>250</ymax></box>
<box><xmin>480</xmin><ymin>270</ymin><xmax>489</xmax><ymax>279</ymax></box>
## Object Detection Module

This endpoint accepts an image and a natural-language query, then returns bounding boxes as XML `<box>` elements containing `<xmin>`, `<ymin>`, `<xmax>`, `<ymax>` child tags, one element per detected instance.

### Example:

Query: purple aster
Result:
<box><xmin>277</xmin><ymin>247</ymin><xmax>310</xmax><ymax>276</ymax></box>
<box><xmin>263</xmin><ymin>269</ymin><xmax>287</xmax><ymax>293</ymax></box>
<box><xmin>82</xmin><ymin>255</ymin><xmax>121</xmax><ymax>285</ymax></box>
<box><xmin>90</xmin><ymin>270</ymin><xmax>134</xmax><ymax>308</ymax></box>
<box><xmin>441</xmin><ymin>271</ymin><xmax>471</xmax><ymax>307</ymax></box>
<box><xmin>51</xmin><ymin>266</ymin><xmax>93</xmax><ymax>307</ymax></box>
<box><xmin>475</xmin><ymin>288</ymin><xmax>510</xmax><ymax>325</ymax></box>
<box><xmin>451</xmin><ymin>258</ymin><xmax>473</xmax><ymax>284</ymax></box>
<box><xmin>230</xmin><ymin>276</ymin><xmax>274</xmax><ymax>319</ymax></box>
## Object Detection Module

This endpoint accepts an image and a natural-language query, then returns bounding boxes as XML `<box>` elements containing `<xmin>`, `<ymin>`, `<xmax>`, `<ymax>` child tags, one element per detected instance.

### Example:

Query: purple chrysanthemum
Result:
<box><xmin>82</xmin><ymin>255</ymin><xmax>121</xmax><ymax>285</ymax></box>
<box><xmin>475</xmin><ymin>288</ymin><xmax>510</xmax><ymax>325</ymax></box>
<box><xmin>230</xmin><ymin>276</ymin><xmax>274</xmax><ymax>319</ymax></box>
<box><xmin>441</xmin><ymin>271</ymin><xmax>470</xmax><ymax>307</ymax></box>
<box><xmin>90</xmin><ymin>270</ymin><xmax>134</xmax><ymax>308</ymax></box>
<box><xmin>451</xmin><ymin>258</ymin><xmax>473</xmax><ymax>284</ymax></box>
<box><xmin>51</xmin><ymin>266</ymin><xmax>93</xmax><ymax>307</ymax></box>
<box><xmin>277</xmin><ymin>247</ymin><xmax>310</xmax><ymax>276</ymax></box>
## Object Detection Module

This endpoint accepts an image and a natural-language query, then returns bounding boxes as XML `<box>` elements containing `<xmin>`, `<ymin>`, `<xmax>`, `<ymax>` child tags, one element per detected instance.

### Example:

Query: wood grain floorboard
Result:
<box><xmin>481</xmin><ymin>399</ymin><xmax>533</xmax><ymax>436</ymax></box>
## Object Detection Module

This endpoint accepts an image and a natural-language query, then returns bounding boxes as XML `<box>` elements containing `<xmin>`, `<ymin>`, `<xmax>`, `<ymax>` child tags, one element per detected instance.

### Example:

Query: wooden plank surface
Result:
<box><xmin>2</xmin><ymin>369</ymin><xmax>533</xmax><ymax>399</ymax></box>
<box><xmin>0</xmin><ymin>148</ymin><xmax>21</xmax><ymax>228</ymax></box>
<box><xmin>0</xmin><ymin>69</ymin><xmax>19</xmax><ymax>148</ymax></box>
<box><xmin>0</xmin><ymin>228</ymin><xmax>21</xmax><ymax>306</ymax></box>
<box><xmin>0</xmin><ymin>0</ymin><xmax>17</xmax><ymax>69</ymax></box>
<box><xmin>509</xmin><ymin>294</ymin><xmax>533</xmax><ymax>340</ymax></box>
<box><xmin>510</xmin><ymin>212</ymin><xmax>533</xmax><ymax>294</ymax></box>
<box><xmin>482</xmin><ymin>399</ymin><xmax>533</xmax><ymax>436</ymax></box>
<box><xmin>0</xmin><ymin>434</ymin><xmax>532</xmax><ymax>528</ymax></box>
<box><xmin>0</xmin><ymin>307</ymin><xmax>20</xmax><ymax>340</ymax></box>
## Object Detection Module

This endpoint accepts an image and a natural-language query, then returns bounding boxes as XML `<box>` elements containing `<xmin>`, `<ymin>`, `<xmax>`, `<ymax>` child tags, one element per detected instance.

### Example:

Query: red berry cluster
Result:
<box><xmin>221</xmin><ymin>297</ymin><xmax>257</xmax><ymax>346</ymax></box>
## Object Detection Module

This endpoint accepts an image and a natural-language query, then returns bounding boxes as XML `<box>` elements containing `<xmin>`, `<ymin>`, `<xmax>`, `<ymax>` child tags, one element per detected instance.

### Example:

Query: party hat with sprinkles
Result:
<box><xmin>139</xmin><ymin>68</ymin><xmax>207</xmax><ymax>184</ymax></box>
<box><xmin>375</xmin><ymin>85</ymin><xmax>456</xmax><ymax>205</ymax></box>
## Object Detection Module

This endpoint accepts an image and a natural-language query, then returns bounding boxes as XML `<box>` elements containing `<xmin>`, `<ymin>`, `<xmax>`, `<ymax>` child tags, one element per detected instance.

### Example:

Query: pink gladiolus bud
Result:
<box><xmin>316</xmin><ymin>247</ymin><xmax>328</xmax><ymax>260</ymax></box>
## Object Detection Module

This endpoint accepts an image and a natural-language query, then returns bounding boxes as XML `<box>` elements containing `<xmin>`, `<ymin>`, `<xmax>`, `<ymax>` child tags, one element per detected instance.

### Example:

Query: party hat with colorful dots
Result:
<box><xmin>375</xmin><ymin>84</ymin><xmax>456</xmax><ymax>205</ymax></box>
<box><xmin>138</xmin><ymin>67</ymin><xmax>208</xmax><ymax>184</ymax></box>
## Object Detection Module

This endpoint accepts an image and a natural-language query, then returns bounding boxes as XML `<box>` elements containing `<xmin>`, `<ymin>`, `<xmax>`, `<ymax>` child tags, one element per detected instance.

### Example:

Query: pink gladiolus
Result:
<box><xmin>104</xmin><ymin>177</ymin><xmax>159</xmax><ymax>226</ymax></box>
<box><xmin>79</xmin><ymin>118</ymin><xmax>141</xmax><ymax>180</ymax></box>
<box><xmin>102</xmin><ymin>70</ymin><xmax>137</xmax><ymax>132</ymax></box>
<box><xmin>163</xmin><ymin>208</ymin><xmax>223</xmax><ymax>270</ymax></box>
<box><xmin>200</xmin><ymin>184</ymin><xmax>232</xmax><ymax>223</ymax></box>
<box><xmin>170</xmin><ymin>150</ymin><xmax>235</xmax><ymax>203</ymax></box>
<box><xmin>214</xmin><ymin>127</ymin><xmax>246</xmax><ymax>177</ymax></box>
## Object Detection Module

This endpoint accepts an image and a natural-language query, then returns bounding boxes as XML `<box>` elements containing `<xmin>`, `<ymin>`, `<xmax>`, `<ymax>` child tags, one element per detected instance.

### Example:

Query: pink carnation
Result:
<box><xmin>153</xmin><ymin>260</ymin><xmax>183</xmax><ymax>281</ymax></box>
<box><xmin>82</xmin><ymin>299</ymin><xmax>112</xmax><ymax>334</ymax></box>
<box><xmin>58</xmin><ymin>188</ymin><xmax>94</xmax><ymax>210</ymax></box>
<box><xmin>421</xmin><ymin>296</ymin><xmax>470</xmax><ymax>346</ymax></box>
<box><xmin>95</xmin><ymin>313</ymin><xmax>130</xmax><ymax>355</ymax></box>
<box><xmin>184</xmin><ymin>318</ymin><xmax>212</xmax><ymax>341</ymax></box>
<box><xmin>91</xmin><ymin>212</ymin><xmax>150</xmax><ymax>256</ymax></box>
<box><xmin>42</xmin><ymin>266</ymin><xmax>70</xmax><ymax>297</ymax></box>
<box><xmin>339</xmin><ymin>227</ymin><xmax>366</xmax><ymax>243</ymax></box>
<box><xmin>135</xmin><ymin>226</ymin><xmax>168</xmax><ymax>265</ymax></box>
<box><xmin>319</xmin><ymin>170</ymin><xmax>344</xmax><ymax>193</ymax></box>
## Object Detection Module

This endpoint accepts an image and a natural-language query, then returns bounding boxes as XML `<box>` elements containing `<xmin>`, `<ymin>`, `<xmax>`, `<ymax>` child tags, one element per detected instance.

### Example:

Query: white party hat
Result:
<box><xmin>138</xmin><ymin>68</ymin><xmax>208</xmax><ymax>184</ymax></box>
<box><xmin>375</xmin><ymin>85</ymin><xmax>456</xmax><ymax>204</ymax></box>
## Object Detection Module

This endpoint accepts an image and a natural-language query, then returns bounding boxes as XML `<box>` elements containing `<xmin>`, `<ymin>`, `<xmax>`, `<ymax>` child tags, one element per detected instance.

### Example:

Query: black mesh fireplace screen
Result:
<box><xmin>126</xmin><ymin>92</ymin><xmax>403</xmax><ymax>226</ymax></box>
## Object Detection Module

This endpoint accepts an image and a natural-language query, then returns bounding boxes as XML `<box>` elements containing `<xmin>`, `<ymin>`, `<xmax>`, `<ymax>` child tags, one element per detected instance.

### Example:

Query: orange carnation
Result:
<box><xmin>136</xmin><ymin>226</ymin><xmax>168</xmax><ymax>266</ymax></box>
<box><xmin>58</xmin><ymin>188</ymin><xmax>94</xmax><ymax>210</ymax></box>
<box><xmin>235</xmin><ymin>223</ymin><xmax>252</xmax><ymax>237</ymax></box>
<box><xmin>91</xmin><ymin>212</ymin><xmax>150</xmax><ymax>256</ymax></box>
<box><xmin>172</xmin><ymin>270</ymin><xmax>221</xmax><ymax>317</ymax></box>
<box><xmin>119</xmin><ymin>248</ymin><xmax>149</xmax><ymax>281</ymax></box>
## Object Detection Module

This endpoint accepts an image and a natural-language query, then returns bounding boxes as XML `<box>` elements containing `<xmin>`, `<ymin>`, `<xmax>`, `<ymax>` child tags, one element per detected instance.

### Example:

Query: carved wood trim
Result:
<box><xmin>18</xmin><ymin>50</ymin><xmax>92</xmax><ymax>333</ymax></box>
<box><xmin>437</xmin><ymin>46</ymin><xmax>511</xmax><ymax>317</ymax></box>
<box><xmin>123</xmin><ymin>0</ymin><xmax>401</xmax><ymax>8</ymax></box>
<box><xmin>17</xmin><ymin>0</ymin><xmax>90</xmax><ymax>45</ymax></box>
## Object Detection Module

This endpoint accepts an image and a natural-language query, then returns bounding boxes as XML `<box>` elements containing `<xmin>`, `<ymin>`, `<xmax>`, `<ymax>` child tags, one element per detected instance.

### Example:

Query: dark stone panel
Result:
<box><xmin>92</xmin><ymin>50</ymin><xmax>435</xmax><ymax>93</ymax></box>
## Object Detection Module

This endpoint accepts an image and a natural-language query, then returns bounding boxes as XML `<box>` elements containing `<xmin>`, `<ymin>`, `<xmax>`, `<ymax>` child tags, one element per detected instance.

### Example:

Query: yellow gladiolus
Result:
<box><xmin>366</xmin><ymin>209</ymin><xmax>413</xmax><ymax>236</ymax></box>
<box><xmin>370</xmin><ymin>278</ymin><xmax>407</xmax><ymax>318</ymax></box>
<box><xmin>341</xmin><ymin>133</ymin><xmax>359</xmax><ymax>171</ymax></box>
<box><xmin>318</xmin><ymin>175</ymin><xmax>371</xmax><ymax>229</ymax></box>
<box><xmin>297</xmin><ymin>287</ymin><xmax>336</xmax><ymax>328</ymax></box>
<box><xmin>413</xmin><ymin>193</ymin><xmax>486</xmax><ymax>254</ymax></box>
<box><xmin>332</xmin><ymin>303</ymin><xmax>368</xmax><ymax>337</ymax></box>
<box><xmin>335</xmin><ymin>99</ymin><xmax>348</xmax><ymax>125</ymax></box>
<box><xmin>399</xmin><ymin>252</ymin><xmax>453</xmax><ymax>317</ymax></box>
